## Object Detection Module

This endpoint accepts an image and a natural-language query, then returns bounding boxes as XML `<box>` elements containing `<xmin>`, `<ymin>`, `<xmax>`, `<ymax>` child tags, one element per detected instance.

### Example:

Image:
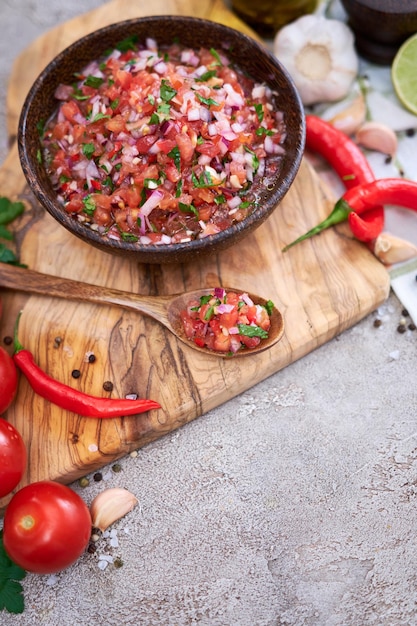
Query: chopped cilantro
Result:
<box><xmin>175</xmin><ymin>179</ymin><xmax>183</xmax><ymax>198</ymax></box>
<box><xmin>179</xmin><ymin>202</ymin><xmax>198</xmax><ymax>216</ymax></box>
<box><xmin>160</xmin><ymin>79</ymin><xmax>177</xmax><ymax>102</ymax></box>
<box><xmin>157</xmin><ymin>103</ymin><xmax>171</xmax><ymax>118</ymax></box>
<box><xmin>89</xmin><ymin>112</ymin><xmax>110</xmax><ymax>123</ymax></box>
<box><xmin>255</xmin><ymin>127</ymin><xmax>274</xmax><ymax>137</ymax></box>
<box><xmin>210</xmin><ymin>47</ymin><xmax>223</xmax><ymax>66</ymax></box>
<box><xmin>192</xmin><ymin>170</ymin><xmax>217</xmax><ymax>188</ymax></box>
<box><xmin>84</xmin><ymin>75</ymin><xmax>104</xmax><ymax>88</ymax></box>
<box><xmin>168</xmin><ymin>146</ymin><xmax>181</xmax><ymax>171</ymax></box>
<box><xmin>82</xmin><ymin>143</ymin><xmax>95</xmax><ymax>159</ymax></box>
<box><xmin>120</xmin><ymin>232</ymin><xmax>139</xmax><ymax>242</ymax></box>
<box><xmin>195</xmin><ymin>70</ymin><xmax>217</xmax><ymax>82</ymax></box>
<box><xmin>116</xmin><ymin>35</ymin><xmax>138</xmax><ymax>52</ymax></box>
<box><xmin>36</xmin><ymin>119</ymin><xmax>45</xmax><ymax>137</ymax></box>
<box><xmin>237</xmin><ymin>324</ymin><xmax>268</xmax><ymax>339</ymax></box>
<box><xmin>82</xmin><ymin>194</ymin><xmax>96</xmax><ymax>216</ymax></box>
<box><xmin>244</xmin><ymin>145</ymin><xmax>259</xmax><ymax>172</ymax></box>
<box><xmin>254</xmin><ymin>103</ymin><xmax>264</xmax><ymax>123</ymax></box>
<box><xmin>264</xmin><ymin>300</ymin><xmax>274</xmax><ymax>316</ymax></box>
<box><xmin>214</xmin><ymin>194</ymin><xmax>226</xmax><ymax>205</ymax></box>
<box><xmin>149</xmin><ymin>112</ymin><xmax>160</xmax><ymax>125</ymax></box>
<box><xmin>195</xmin><ymin>92</ymin><xmax>219</xmax><ymax>107</ymax></box>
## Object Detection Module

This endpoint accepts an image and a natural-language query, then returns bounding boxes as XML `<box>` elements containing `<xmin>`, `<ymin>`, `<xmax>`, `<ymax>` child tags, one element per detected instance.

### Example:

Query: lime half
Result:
<box><xmin>392</xmin><ymin>33</ymin><xmax>417</xmax><ymax>116</ymax></box>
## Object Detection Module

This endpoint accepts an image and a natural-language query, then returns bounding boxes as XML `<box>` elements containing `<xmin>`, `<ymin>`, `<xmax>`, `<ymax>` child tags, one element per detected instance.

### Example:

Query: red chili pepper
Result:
<box><xmin>283</xmin><ymin>178</ymin><xmax>417</xmax><ymax>251</ymax></box>
<box><xmin>13</xmin><ymin>313</ymin><xmax>161</xmax><ymax>418</ymax></box>
<box><xmin>337</xmin><ymin>178</ymin><xmax>417</xmax><ymax>215</ymax></box>
<box><xmin>305</xmin><ymin>115</ymin><xmax>384</xmax><ymax>241</ymax></box>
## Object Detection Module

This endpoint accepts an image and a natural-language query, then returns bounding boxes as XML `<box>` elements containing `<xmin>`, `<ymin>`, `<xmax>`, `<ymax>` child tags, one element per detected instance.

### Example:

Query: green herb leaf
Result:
<box><xmin>36</xmin><ymin>119</ymin><xmax>46</xmax><ymax>137</ymax></box>
<box><xmin>179</xmin><ymin>202</ymin><xmax>198</xmax><ymax>216</ymax></box>
<box><xmin>195</xmin><ymin>70</ymin><xmax>217</xmax><ymax>82</ymax></box>
<box><xmin>120</xmin><ymin>232</ymin><xmax>139</xmax><ymax>242</ymax></box>
<box><xmin>254</xmin><ymin>103</ymin><xmax>264</xmax><ymax>123</ymax></box>
<box><xmin>195</xmin><ymin>92</ymin><xmax>219</xmax><ymax>107</ymax></box>
<box><xmin>110</xmin><ymin>98</ymin><xmax>119</xmax><ymax>111</ymax></box>
<box><xmin>264</xmin><ymin>300</ymin><xmax>274</xmax><ymax>316</ymax></box>
<box><xmin>168</xmin><ymin>146</ymin><xmax>181</xmax><ymax>171</ymax></box>
<box><xmin>160</xmin><ymin>79</ymin><xmax>177</xmax><ymax>102</ymax></box>
<box><xmin>0</xmin><ymin>197</ymin><xmax>24</xmax><ymax>226</ymax></box>
<box><xmin>0</xmin><ymin>531</ymin><xmax>26</xmax><ymax>614</ymax></box>
<box><xmin>210</xmin><ymin>48</ymin><xmax>223</xmax><ymax>66</ymax></box>
<box><xmin>175</xmin><ymin>179</ymin><xmax>183</xmax><ymax>198</ymax></box>
<box><xmin>89</xmin><ymin>112</ymin><xmax>110</xmax><ymax>123</ymax></box>
<box><xmin>82</xmin><ymin>195</ymin><xmax>96</xmax><ymax>216</ymax></box>
<box><xmin>84</xmin><ymin>75</ymin><xmax>104</xmax><ymax>88</ymax></box>
<box><xmin>237</xmin><ymin>324</ymin><xmax>268</xmax><ymax>339</ymax></box>
<box><xmin>116</xmin><ymin>35</ymin><xmax>138</xmax><ymax>52</ymax></box>
<box><xmin>191</xmin><ymin>170</ymin><xmax>217</xmax><ymax>189</ymax></box>
<box><xmin>0</xmin><ymin>225</ymin><xmax>13</xmax><ymax>240</ymax></box>
<box><xmin>149</xmin><ymin>112</ymin><xmax>160</xmax><ymax>125</ymax></box>
<box><xmin>255</xmin><ymin>127</ymin><xmax>274</xmax><ymax>137</ymax></box>
<box><xmin>82</xmin><ymin>143</ymin><xmax>95</xmax><ymax>159</ymax></box>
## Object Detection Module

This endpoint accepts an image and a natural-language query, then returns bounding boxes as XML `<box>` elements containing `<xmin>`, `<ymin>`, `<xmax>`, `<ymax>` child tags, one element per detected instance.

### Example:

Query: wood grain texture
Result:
<box><xmin>0</xmin><ymin>0</ymin><xmax>390</xmax><ymax>511</ymax></box>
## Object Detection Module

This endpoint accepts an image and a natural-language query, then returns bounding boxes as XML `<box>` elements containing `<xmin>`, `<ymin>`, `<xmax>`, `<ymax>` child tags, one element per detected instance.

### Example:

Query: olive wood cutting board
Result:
<box><xmin>0</xmin><ymin>0</ymin><xmax>390</xmax><ymax>510</ymax></box>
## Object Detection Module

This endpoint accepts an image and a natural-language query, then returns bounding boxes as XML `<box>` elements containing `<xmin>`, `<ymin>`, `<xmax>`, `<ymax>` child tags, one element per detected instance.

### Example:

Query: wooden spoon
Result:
<box><xmin>0</xmin><ymin>263</ymin><xmax>284</xmax><ymax>357</ymax></box>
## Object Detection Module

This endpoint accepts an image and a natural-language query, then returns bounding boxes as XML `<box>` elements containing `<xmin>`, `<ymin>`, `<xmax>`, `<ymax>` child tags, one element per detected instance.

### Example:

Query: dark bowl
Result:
<box><xmin>341</xmin><ymin>0</ymin><xmax>417</xmax><ymax>64</ymax></box>
<box><xmin>18</xmin><ymin>16</ymin><xmax>305</xmax><ymax>264</ymax></box>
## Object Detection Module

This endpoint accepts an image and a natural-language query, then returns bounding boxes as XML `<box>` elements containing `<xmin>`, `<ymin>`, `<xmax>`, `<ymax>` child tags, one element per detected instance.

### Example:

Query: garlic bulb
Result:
<box><xmin>273</xmin><ymin>15</ymin><xmax>359</xmax><ymax>106</ymax></box>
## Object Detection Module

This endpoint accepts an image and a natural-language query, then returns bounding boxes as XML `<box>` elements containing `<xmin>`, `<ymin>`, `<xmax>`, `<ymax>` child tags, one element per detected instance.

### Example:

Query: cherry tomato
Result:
<box><xmin>3</xmin><ymin>481</ymin><xmax>92</xmax><ymax>574</ymax></box>
<box><xmin>0</xmin><ymin>345</ymin><xmax>18</xmax><ymax>413</ymax></box>
<box><xmin>0</xmin><ymin>418</ymin><xmax>26</xmax><ymax>497</ymax></box>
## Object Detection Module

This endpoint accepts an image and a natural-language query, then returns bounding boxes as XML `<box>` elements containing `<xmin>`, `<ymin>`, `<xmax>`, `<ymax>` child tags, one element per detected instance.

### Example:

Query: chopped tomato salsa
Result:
<box><xmin>180</xmin><ymin>287</ymin><xmax>274</xmax><ymax>354</ymax></box>
<box><xmin>41</xmin><ymin>37</ymin><xmax>286</xmax><ymax>244</ymax></box>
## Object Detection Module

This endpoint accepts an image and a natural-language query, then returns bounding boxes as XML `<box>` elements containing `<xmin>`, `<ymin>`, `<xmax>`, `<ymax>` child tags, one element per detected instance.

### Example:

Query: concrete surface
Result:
<box><xmin>1</xmin><ymin>2</ymin><xmax>417</xmax><ymax>625</ymax></box>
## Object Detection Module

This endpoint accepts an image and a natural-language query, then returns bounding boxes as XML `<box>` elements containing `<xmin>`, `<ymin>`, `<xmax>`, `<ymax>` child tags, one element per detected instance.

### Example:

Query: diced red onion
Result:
<box><xmin>241</xmin><ymin>293</ymin><xmax>254</xmax><ymax>307</ymax></box>
<box><xmin>227</xmin><ymin>196</ymin><xmax>241</xmax><ymax>210</ymax></box>
<box><xmin>139</xmin><ymin>189</ymin><xmax>163</xmax><ymax>217</ymax></box>
<box><xmin>217</xmin><ymin>303</ymin><xmax>235</xmax><ymax>314</ymax></box>
<box><xmin>252</xmin><ymin>85</ymin><xmax>266</xmax><ymax>99</ymax></box>
<box><xmin>214</xmin><ymin>287</ymin><xmax>226</xmax><ymax>299</ymax></box>
<box><xmin>187</xmin><ymin>107</ymin><xmax>200</xmax><ymax>122</ymax></box>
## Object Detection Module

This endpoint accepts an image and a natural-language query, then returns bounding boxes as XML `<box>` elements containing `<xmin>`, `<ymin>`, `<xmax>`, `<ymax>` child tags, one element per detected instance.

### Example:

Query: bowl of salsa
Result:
<box><xmin>18</xmin><ymin>16</ymin><xmax>305</xmax><ymax>264</ymax></box>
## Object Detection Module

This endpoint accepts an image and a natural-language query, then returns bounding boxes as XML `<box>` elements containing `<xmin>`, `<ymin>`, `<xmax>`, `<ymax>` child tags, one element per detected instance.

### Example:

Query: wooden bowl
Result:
<box><xmin>341</xmin><ymin>0</ymin><xmax>417</xmax><ymax>64</ymax></box>
<box><xmin>17</xmin><ymin>16</ymin><xmax>305</xmax><ymax>265</ymax></box>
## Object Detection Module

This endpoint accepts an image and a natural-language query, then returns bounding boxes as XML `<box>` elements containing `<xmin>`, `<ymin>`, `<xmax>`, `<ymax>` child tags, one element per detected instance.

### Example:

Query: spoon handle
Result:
<box><xmin>0</xmin><ymin>263</ymin><xmax>173</xmax><ymax>329</ymax></box>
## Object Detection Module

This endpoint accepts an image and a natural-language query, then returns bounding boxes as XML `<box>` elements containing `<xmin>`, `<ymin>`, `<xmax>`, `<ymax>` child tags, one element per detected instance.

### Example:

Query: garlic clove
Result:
<box><xmin>90</xmin><ymin>487</ymin><xmax>138</xmax><ymax>532</ymax></box>
<box><xmin>372</xmin><ymin>232</ymin><xmax>417</xmax><ymax>265</ymax></box>
<box><xmin>356</xmin><ymin>121</ymin><xmax>398</xmax><ymax>157</ymax></box>
<box><xmin>326</xmin><ymin>94</ymin><xmax>366</xmax><ymax>136</ymax></box>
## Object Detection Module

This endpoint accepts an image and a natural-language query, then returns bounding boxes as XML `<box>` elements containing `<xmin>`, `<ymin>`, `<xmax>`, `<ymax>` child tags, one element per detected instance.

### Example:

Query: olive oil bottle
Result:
<box><xmin>232</xmin><ymin>0</ymin><xmax>318</xmax><ymax>37</ymax></box>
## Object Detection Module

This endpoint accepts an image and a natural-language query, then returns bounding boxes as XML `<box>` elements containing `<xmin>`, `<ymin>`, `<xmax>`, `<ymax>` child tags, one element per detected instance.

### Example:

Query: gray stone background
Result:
<box><xmin>1</xmin><ymin>1</ymin><xmax>417</xmax><ymax>625</ymax></box>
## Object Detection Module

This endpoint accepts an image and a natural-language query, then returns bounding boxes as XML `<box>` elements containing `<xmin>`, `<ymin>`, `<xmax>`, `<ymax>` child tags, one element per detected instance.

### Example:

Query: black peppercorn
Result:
<box><xmin>103</xmin><ymin>381</ymin><xmax>114</xmax><ymax>392</ymax></box>
<box><xmin>72</xmin><ymin>369</ymin><xmax>81</xmax><ymax>379</ymax></box>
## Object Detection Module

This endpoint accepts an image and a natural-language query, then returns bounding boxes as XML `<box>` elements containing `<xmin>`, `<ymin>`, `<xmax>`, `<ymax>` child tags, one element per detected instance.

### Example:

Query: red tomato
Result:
<box><xmin>3</xmin><ymin>481</ymin><xmax>92</xmax><ymax>574</ymax></box>
<box><xmin>0</xmin><ymin>346</ymin><xmax>18</xmax><ymax>413</ymax></box>
<box><xmin>0</xmin><ymin>419</ymin><xmax>26</xmax><ymax>498</ymax></box>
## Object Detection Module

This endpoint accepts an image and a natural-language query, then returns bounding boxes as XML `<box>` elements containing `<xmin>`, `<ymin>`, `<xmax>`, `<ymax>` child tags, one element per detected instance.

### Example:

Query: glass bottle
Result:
<box><xmin>231</xmin><ymin>0</ymin><xmax>319</xmax><ymax>37</ymax></box>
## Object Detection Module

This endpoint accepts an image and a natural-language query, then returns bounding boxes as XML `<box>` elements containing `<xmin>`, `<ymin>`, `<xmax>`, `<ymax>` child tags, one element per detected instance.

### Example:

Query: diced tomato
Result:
<box><xmin>175</xmin><ymin>132</ymin><xmax>194</xmax><ymax>164</ymax></box>
<box><xmin>61</xmin><ymin>101</ymin><xmax>82</xmax><ymax>122</ymax></box>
